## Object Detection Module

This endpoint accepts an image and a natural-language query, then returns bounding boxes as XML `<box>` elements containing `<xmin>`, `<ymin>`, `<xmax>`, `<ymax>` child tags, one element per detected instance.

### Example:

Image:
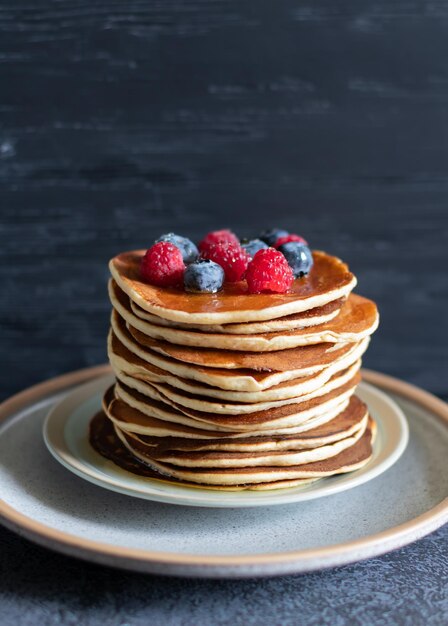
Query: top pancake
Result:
<box><xmin>130</xmin><ymin>295</ymin><xmax>345</xmax><ymax>334</ymax></box>
<box><xmin>110</xmin><ymin>249</ymin><xmax>356</xmax><ymax>324</ymax></box>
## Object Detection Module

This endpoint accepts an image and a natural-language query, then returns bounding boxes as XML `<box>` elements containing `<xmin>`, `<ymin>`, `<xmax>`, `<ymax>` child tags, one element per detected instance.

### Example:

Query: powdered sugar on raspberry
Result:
<box><xmin>198</xmin><ymin>229</ymin><xmax>240</xmax><ymax>256</ymax></box>
<box><xmin>140</xmin><ymin>242</ymin><xmax>185</xmax><ymax>287</ymax></box>
<box><xmin>246</xmin><ymin>248</ymin><xmax>294</xmax><ymax>294</ymax></box>
<box><xmin>201</xmin><ymin>241</ymin><xmax>250</xmax><ymax>282</ymax></box>
<box><xmin>274</xmin><ymin>234</ymin><xmax>307</xmax><ymax>248</ymax></box>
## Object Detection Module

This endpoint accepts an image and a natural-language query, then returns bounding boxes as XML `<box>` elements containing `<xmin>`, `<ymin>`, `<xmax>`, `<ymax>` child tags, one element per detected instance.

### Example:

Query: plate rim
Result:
<box><xmin>0</xmin><ymin>365</ymin><xmax>447</xmax><ymax>578</ymax></box>
<box><xmin>41</xmin><ymin>375</ymin><xmax>409</xmax><ymax>508</ymax></box>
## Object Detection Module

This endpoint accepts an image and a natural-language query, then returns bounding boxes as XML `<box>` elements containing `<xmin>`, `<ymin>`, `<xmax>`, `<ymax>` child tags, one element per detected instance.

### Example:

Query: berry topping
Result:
<box><xmin>246</xmin><ymin>248</ymin><xmax>294</xmax><ymax>294</ymax></box>
<box><xmin>184</xmin><ymin>259</ymin><xmax>224</xmax><ymax>293</ymax></box>
<box><xmin>140</xmin><ymin>242</ymin><xmax>185</xmax><ymax>287</ymax></box>
<box><xmin>259</xmin><ymin>228</ymin><xmax>289</xmax><ymax>247</ymax></box>
<box><xmin>198</xmin><ymin>229</ymin><xmax>239</xmax><ymax>256</ymax></box>
<box><xmin>241</xmin><ymin>238</ymin><xmax>269</xmax><ymax>259</ymax></box>
<box><xmin>156</xmin><ymin>233</ymin><xmax>198</xmax><ymax>264</ymax></box>
<box><xmin>278</xmin><ymin>242</ymin><xmax>313</xmax><ymax>277</ymax></box>
<box><xmin>274</xmin><ymin>233</ymin><xmax>307</xmax><ymax>248</ymax></box>
<box><xmin>201</xmin><ymin>241</ymin><xmax>250</xmax><ymax>282</ymax></box>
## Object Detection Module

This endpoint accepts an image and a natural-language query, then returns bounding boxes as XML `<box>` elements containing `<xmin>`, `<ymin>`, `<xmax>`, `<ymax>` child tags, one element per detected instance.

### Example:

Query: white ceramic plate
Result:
<box><xmin>42</xmin><ymin>374</ymin><xmax>409</xmax><ymax>508</ymax></box>
<box><xmin>0</xmin><ymin>366</ymin><xmax>447</xmax><ymax>577</ymax></box>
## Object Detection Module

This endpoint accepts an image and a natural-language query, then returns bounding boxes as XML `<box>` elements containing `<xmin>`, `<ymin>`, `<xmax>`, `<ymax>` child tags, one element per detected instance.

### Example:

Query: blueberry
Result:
<box><xmin>241</xmin><ymin>238</ymin><xmax>268</xmax><ymax>258</ymax></box>
<box><xmin>259</xmin><ymin>228</ymin><xmax>289</xmax><ymax>246</ymax></box>
<box><xmin>156</xmin><ymin>233</ymin><xmax>198</xmax><ymax>264</ymax></box>
<box><xmin>184</xmin><ymin>259</ymin><xmax>224</xmax><ymax>293</ymax></box>
<box><xmin>278</xmin><ymin>242</ymin><xmax>313</xmax><ymax>277</ymax></box>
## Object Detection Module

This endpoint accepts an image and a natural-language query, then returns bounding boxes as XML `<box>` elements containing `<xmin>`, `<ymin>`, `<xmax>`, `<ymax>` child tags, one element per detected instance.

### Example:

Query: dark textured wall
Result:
<box><xmin>1</xmin><ymin>1</ymin><xmax>448</xmax><ymax>400</ymax></box>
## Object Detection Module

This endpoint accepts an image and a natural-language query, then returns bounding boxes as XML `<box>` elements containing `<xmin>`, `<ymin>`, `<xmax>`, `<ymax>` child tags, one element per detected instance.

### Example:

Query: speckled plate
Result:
<box><xmin>0</xmin><ymin>365</ymin><xmax>447</xmax><ymax>578</ymax></box>
<box><xmin>42</xmin><ymin>375</ymin><xmax>408</xmax><ymax>508</ymax></box>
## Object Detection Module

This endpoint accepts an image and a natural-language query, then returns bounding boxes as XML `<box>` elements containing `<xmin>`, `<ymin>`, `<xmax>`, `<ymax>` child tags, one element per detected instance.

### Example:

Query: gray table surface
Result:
<box><xmin>1</xmin><ymin>0</ymin><xmax>447</xmax><ymax>623</ymax></box>
<box><xmin>1</xmin><ymin>524</ymin><xmax>447</xmax><ymax>626</ymax></box>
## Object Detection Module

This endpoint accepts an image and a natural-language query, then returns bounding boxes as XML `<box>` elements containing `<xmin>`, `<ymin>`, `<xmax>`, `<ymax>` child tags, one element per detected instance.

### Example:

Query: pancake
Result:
<box><xmin>114</xmin><ymin>307</ymin><xmax>361</xmax><ymax>374</ymax></box>
<box><xmin>239</xmin><ymin>478</ymin><xmax>318</xmax><ymax>491</ymax></box>
<box><xmin>113</xmin><ymin>380</ymin><xmax>357</xmax><ymax>434</ymax></box>
<box><xmin>119</xmin><ymin>417</ymin><xmax>367</xmax><ymax>468</ymax></box>
<box><xmin>114</xmin><ymin>359</ymin><xmax>361</xmax><ymax>416</ymax></box>
<box><xmin>130</xmin><ymin>292</ymin><xmax>345</xmax><ymax>333</ymax></box>
<box><xmin>109</xmin><ymin>249</ymin><xmax>356</xmax><ymax>324</ymax></box>
<box><xmin>114</xmin><ymin>421</ymin><xmax>375</xmax><ymax>486</ymax></box>
<box><xmin>89</xmin><ymin>410</ymin><xmax>318</xmax><ymax>491</ymax></box>
<box><xmin>114</xmin><ymin>397</ymin><xmax>369</xmax><ymax>453</ymax></box>
<box><xmin>91</xmin><ymin>242</ymin><xmax>380</xmax><ymax>491</ymax></box>
<box><xmin>109</xmin><ymin>329</ymin><xmax>368</xmax><ymax>402</ymax></box>
<box><xmin>111</xmin><ymin>309</ymin><xmax>359</xmax><ymax>391</ymax></box>
<box><xmin>110</xmin><ymin>278</ymin><xmax>378</xmax><ymax>350</ymax></box>
<box><xmin>107</xmin><ymin>378</ymin><xmax>364</xmax><ymax>436</ymax></box>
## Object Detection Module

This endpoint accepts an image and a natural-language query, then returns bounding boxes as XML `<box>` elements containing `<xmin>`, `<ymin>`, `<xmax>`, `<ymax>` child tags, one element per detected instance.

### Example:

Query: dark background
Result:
<box><xmin>0</xmin><ymin>3</ymin><xmax>447</xmax><ymax>625</ymax></box>
<box><xmin>1</xmin><ymin>0</ymin><xmax>447</xmax><ymax>401</ymax></box>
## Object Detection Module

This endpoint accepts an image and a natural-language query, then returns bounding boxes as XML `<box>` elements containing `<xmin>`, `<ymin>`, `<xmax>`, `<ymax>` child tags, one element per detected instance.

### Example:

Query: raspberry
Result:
<box><xmin>246</xmin><ymin>248</ymin><xmax>294</xmax><ymax>294</ymax></box>
<box><xmin>201</xmin><ymin>241</ymin><xmax>249</xmax><ymax>282</ymax></box>
<box><xmin>198</xmin><ymin>229</ymin><xmax>239</xmax><ymax>256</ymax></box>
<box><xmin>140</xmin><ymin>242</ymin><xmax>185</xmax><ymax>287</ymax></box>
<box><xmin>274</xmin><ymin>234</ymin><xmax>307</xmax><ymax>248</ymax></box>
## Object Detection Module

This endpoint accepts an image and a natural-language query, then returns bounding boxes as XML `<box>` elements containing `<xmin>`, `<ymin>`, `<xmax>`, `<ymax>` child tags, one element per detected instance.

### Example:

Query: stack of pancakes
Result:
<box><xmin>98</xmin><ymin>249</ymin><xmax>379</xmax><ymax>491</ymax></box>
